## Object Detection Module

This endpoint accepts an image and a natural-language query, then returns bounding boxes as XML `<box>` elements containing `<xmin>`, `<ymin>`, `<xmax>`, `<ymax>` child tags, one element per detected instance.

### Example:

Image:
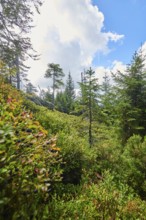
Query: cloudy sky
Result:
<box><xmin>26</xmin><ymin>0</ymin><xmax>146</xmax><ymax>88</ymax></box>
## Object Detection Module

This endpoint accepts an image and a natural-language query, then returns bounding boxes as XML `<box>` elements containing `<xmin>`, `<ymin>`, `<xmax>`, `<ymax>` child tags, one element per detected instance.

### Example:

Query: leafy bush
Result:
<box><xmin>57</xmin><ymin>131</ymin><xmax>95</xmax><ymax>185</ymax></box>
<box><xmin>0</xmin><ymin>82</ymin><xmax>63</xmax><ymax>219</ymax></box>
<box><xmin>1</xmin><ymin>78</ymin><xmax>146</xmax><ymax>219</ymax></box>
<box><xmin>122</xmin><ymin>135</ymin><xmax>146</xmax><ymax>198</ymax></box>
<box><xmin>31</xmin><ymin>105</ymin><xmax>97</xmax><ymax>186</ymax></box>
<box><xmin>45</xmin><ymin>172</ymin><xmax>146</xmax><ymax>219</ymax></box>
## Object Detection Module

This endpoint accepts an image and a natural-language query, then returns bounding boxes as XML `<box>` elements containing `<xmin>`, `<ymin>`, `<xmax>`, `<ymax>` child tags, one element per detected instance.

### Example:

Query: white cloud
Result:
<box><xmin>95</xmin><ymin>41</ymin><xmax>146</xmax><ymax>85</ymax></box>
<box><xmin>26</xmin><ymin>0</ymin><xmax>124</xmax><ymax>88</ymax></box>
<box><xmin>95</xmin><ymin>60</ymin><xmax>126</xmax><ymax>84</ymax></box>
<box><xmin>133</xmin><ymin>42</ymin><xmax>146</xmax><ymax>70</ymax></box>
<box><xmin>140</xmin><ymin>42</ymin><xmax>146</xmax><ymax>57</ymax></box>
<box><xmin>111</xmin><ymin>60</ymin><xmax>126</xmax><ymax>73</ymax></box>
<box><xmin>141</xmin><ymin>42</ymin><xmax>146</xmax><ymax>51</ymax></box>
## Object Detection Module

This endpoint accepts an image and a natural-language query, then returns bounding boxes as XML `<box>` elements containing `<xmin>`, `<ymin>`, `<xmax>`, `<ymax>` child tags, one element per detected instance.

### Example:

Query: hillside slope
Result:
<box><xmin>1</xmin><ymin>79</ymin><xmax>146</xmax><ymax>219</ymax></box>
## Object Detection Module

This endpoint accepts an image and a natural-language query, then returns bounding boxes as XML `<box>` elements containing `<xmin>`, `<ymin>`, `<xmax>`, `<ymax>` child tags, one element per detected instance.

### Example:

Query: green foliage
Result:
<box><xmin>34</xmin><ymin>107</ymin><xmax>88</xmax><ymax>137</ymax></box>
<box><xmin>55</xmin><ymin>72</ymin><xmax>75</xmax><ymax>114</ymax></box>
<box><xmin>64</xmin><ymin>72</ymin><xmax>75</xmax><ymax>113</ymax></box>
<box><xmin>33</xmin><ymin>106</ymin><xmax>95</xmax><ymax>185</ymax></box>
<box><xmin>45</xmin><ymin>172</ymin><xmax>146</xmax><ymax>219</ymax></box>
<box><xmin>0</xmin><ymin>81</ymin><xmax>62</xmax><ymax>219</ymax></box>
<box><xmin>55</xmin><ymin>91</ymin><xmax>69</xmax><ymax>113</ymax></box>
<box><xmin>26</xmin><ymin>82</ymin><xmax>38</xmax><ymax>94</ymax></box>
<box><xmin>25</xmin><ymin>94</ymin><xmax>54</xmax><ymax>110</ymax></box>
<box><xmin>57</xmin><ymin>131</ymin><xmax>92</xmax><ymax>185</ymax></box>
<box><xmin>92</xmin><ymin>124</ymin><xmax>122</xmax><ymax>176</ymax></box>
<box><xmin>79</xmin><ymin>67</ymin><xmax>99</xmax><ymax>147</ymax></box>
<box><xmin>0</xmin><ymin>60</ymin><xmax>17</xmax><ymax>83</ymax></box>
<box><xmin>2</xmin><ymin>1</ymin><xmax>146</xmax><ymax>216</ymax></box>
<box><xmin>45</xmin><ymin>63</ymin><xmax>65</xmax><ymax>107</ymax></box>
<box><xmin>122</xmin><ymin>135</ymin><xmax>146</xmax><ymax>198</ymax></box>
<box><xmin>0</xmin><ymin>0</ymin><xmax>42</xmax><ymax>87</ymax></box>
<box><xmin>44</xmin><ymin>88</ymin><xmax>53</xmax><ymax>103</ymax></box>
<box><xmin>1</xmin><ymin>56</ymin><xmax>146</xmax><ymax>219</ymax></box>
<box><xmin>99</xmin><ymin>72</ymin><xmax>117</xmax><ymax>125</ymax></box>
<box><xmin>113</xmin><ymin>51</ymin><xmax>146</xmax><ymax>141</ymax></box>
<box><xmin>17</xmin><ymin>79</ymin><xmax>146</xmax><ymax>218</ymax></box>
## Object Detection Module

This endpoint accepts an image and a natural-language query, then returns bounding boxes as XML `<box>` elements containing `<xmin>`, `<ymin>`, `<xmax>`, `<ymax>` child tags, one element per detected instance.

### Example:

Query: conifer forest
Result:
<box><xmin>1</xmin><ymin>0</ymin><xmax>146</xmax><ymax>219</ymax></box>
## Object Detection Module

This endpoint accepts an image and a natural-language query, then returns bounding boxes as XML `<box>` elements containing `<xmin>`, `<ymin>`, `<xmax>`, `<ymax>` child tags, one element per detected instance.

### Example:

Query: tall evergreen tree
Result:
<box><xmin>65</xmin><ymin>72</ymin><xmax>75</xmax><ymax>113</ymax></box>
<box><xmin>44</xmin><ymin>88</ymin><xmax>52</xmax><ymax>103</ymax></box>
<box><xmin>99</xmin><ymin>72</ymin><xmax>115</xmax><ymax>125</ymax></box>
<box><xmin>0</xmin><ymin>0</ymin><xmax>42</xmax><ymax>88</ymax></box>
<box><xmin>113</xmin><ymin>50</ymin><xmax>146</xmax><ymax>142</ymax></box>
<box><xmin>55</xmin><ymin>72</ymin><xmax>75</xmax><ymax>114</ymax></box>
<box><xmin>79</xmin><ymin>67</ymin><xmax>99</xmax><ymax>147</ymax></box>
<box><xmin>44</xmin><ymin>63</ymin><xmax>65</xmax><ymax>108</ymax></box>
<box><xmin>55</xmin><ymin>91</ymin><xmax>68</xmax><ymax>113</ymax></box>
<box><xmin>26</xmin><ymin>82</ymin><xmax>37</xmax><ymax>94</ymax></box>
<box><xmin>102</xmin><ymin>71</ymin><xmax>110</xmax><ymax>94</ymax></box>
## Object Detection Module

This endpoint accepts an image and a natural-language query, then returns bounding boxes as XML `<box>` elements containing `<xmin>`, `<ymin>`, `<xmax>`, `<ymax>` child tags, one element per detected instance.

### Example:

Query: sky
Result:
<box><xmin>26</xmin><ymin>0</ymin><xmax>146</xmax><ymax>89</ymax></box>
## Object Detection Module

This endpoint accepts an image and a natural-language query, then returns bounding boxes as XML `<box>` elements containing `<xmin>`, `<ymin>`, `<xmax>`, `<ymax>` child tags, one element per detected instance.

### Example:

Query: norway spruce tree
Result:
<box><xmin>79</xmin><ymin>67</ymin><xmax>99</xmax><ymax>147</ymax></box>
<box><xmin>55</xmin><ymin>73</ymin><xmax>75</xmax><ymax>114</ymax></box>
<box><xmin>99</xmin><ymin>72</ymin><xmax>116</xmax><ymax>125</ymax></box>
<box><xmin>0</xmin><ymin>0</ymin><xmax>42</xmax><ymax>88</ymax></box>
<box><xmin>65</xmin><ymin>72</ymin><xmax>75</xmax><ymax>113</ymax></box>
<box><xmin>113</xmin><ymin>50</ymin><xmax>146</xmax><ymax>142</ymax></box>
<box><xmin>26</xmin><ymin>82</ymin><xmax>38</xmax><ymax>94</ymax></box>
<box><xmin>55</xmin><ymin>91</ymin><xmax>68</xmax><ymax>113</ymax></box>
<box><xmin>45</xmin><ymin>63</ymin><xmax>65</xmax><ymax>108</ymax></box>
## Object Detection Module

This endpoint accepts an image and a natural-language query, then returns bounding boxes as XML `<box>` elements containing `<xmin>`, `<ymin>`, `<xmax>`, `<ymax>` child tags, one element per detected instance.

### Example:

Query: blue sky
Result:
<box><xmin>93</xmin><ymin>0</ymin><xmax>146</xmax><ymax>66</ymax></box>
<box><xmin>27</xmin><ymin>0</ymin><xmax>146</xmax><ymax>88</ymax></box>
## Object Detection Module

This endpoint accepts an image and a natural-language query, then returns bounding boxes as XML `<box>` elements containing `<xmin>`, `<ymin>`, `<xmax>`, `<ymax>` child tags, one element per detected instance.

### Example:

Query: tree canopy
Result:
<box><xmin>0</xmin><ymin>0</ymin><xmax>42</xmax><ymax>88</ymax></box>
<box><xmin>45</xmin><ymin>63</ymin><xmax>65</xmax><ymax>107</ymax></box>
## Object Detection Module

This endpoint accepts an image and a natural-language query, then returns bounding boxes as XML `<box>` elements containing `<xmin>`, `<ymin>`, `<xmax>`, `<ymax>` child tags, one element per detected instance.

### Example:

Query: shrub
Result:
<box><xmin>122</xmin><ymin>135</ymin><xmax>146</xmax><ymax>198</ymax></box>
<box><xmin>0</xmin><ymin>83</ymin><xmax>63</xmax><ymax>219</ymax></box>
<box><xmin>45</xmin><ymin>172</ymin><xmax>146</xmax><ymax>219</ymax></box>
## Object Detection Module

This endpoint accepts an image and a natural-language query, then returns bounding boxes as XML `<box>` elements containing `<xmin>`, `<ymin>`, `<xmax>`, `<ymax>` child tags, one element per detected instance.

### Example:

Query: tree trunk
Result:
<box><xmin>52</xmin><ymin>72</ymin><xmax>55</xmax><ymax>109</ymax></box>
<box><xmin>89</xmin><ymin>80</ymin><xmax>92</xmax><ymax>147</ymax></box>
<box><xmin>89</xmin><ymin>106</ymin><xmax>92</xmax><ymax>147</ymax></box>
<box><xmin>15</xmin><ymin>56</ymin><xmax>20</xmax><ymax>90</ymax></box>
